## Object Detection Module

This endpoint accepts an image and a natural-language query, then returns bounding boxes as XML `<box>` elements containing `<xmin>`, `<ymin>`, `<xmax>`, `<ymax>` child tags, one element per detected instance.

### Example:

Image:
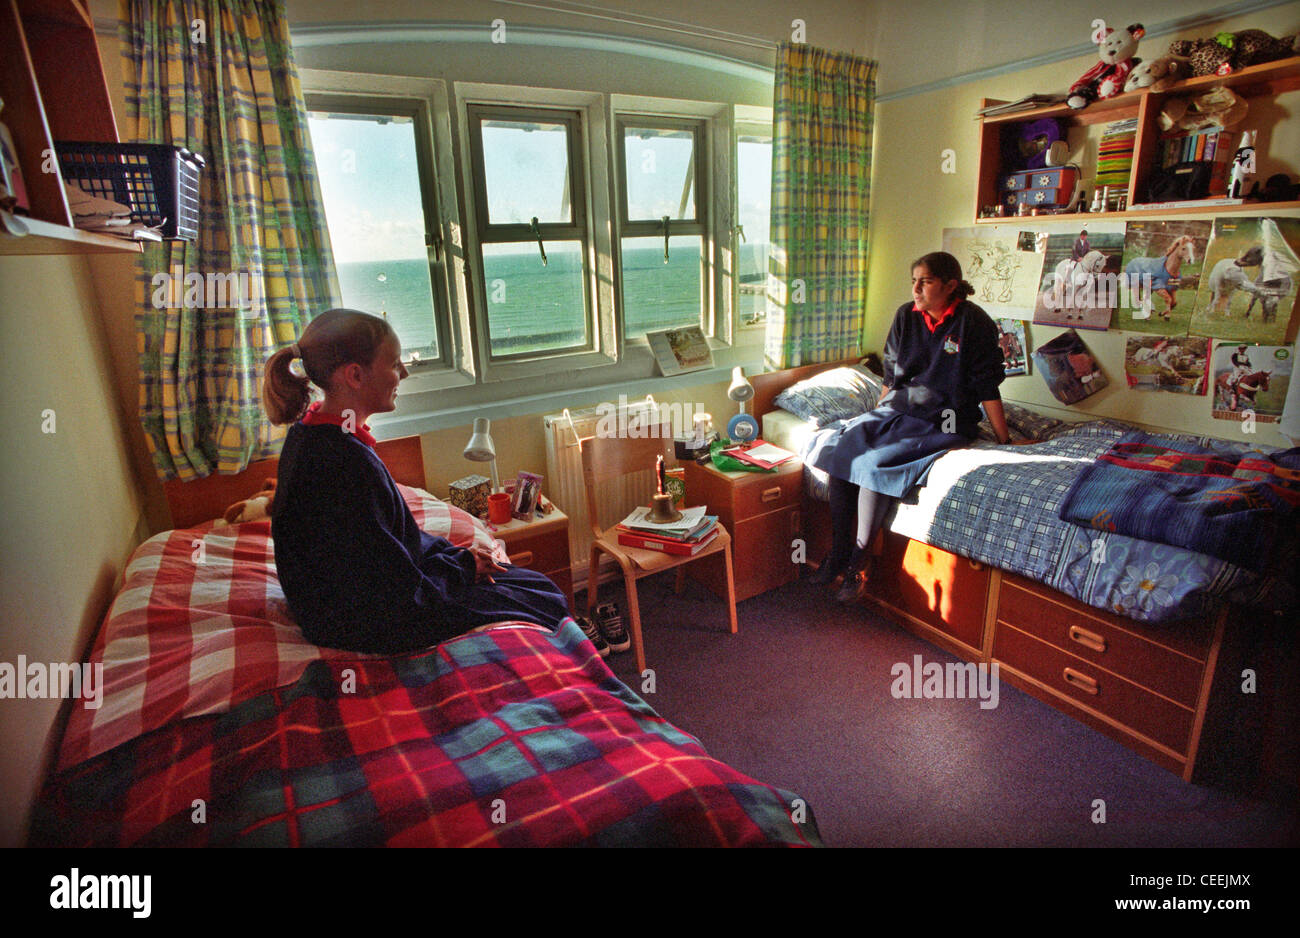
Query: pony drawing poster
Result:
<box><xmin>1190</xmin><ymin>217</ymin><xmax>1300</xmax><ymax>345</ymax></box>
<box><xmin>1124</xmin><ymin>335</ymin><xmax>1209</xmax><ymax>394</ymax></box>
<box><xmin>1211</xmin><ymin>342</ymin><xmax>1291</xmax><ymax>423</ymax></box>
<box><xmin>1032</xmin><ymin>223</ymin><xmax>1126</xmax><ymax>330</ymax></box>
<box><xmin>1117</xmin><ymin>220</ymin><xmax>1211</xmax><ymax>335</ymax></box>
<box><xmin>941</xmin><ymin>226</ymin><xmax>1044</xmax><ymax>318</ymax></box>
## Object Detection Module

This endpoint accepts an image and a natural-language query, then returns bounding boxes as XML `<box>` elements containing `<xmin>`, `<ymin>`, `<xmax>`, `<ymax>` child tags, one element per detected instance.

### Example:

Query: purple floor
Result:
<box><xmin>583</xmin><ymin>572</ymin><xmax>1299</xmax><ymax>848</ymax></box>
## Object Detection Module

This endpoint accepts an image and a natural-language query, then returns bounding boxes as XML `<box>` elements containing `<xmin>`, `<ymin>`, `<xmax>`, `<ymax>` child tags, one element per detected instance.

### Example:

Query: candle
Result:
<box><xmin>656</xmin><ymin>454</ymin><xmax>665</xmax><ymax>495</ymax></box>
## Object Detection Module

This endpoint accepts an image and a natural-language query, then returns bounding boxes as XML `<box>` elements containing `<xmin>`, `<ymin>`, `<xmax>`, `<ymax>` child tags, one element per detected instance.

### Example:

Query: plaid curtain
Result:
<box><xmin>765</xmin><ymin>43</ymin><xmax>877</xmax><ymax>369</ymax></box>
<box><xmin>120</xmin><ymin>0</ymin><xmax>339</xmax><ymax>480</ymax></box>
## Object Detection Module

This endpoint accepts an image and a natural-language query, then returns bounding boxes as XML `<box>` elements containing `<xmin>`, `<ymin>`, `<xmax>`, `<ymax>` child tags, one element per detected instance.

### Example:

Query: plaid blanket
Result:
<box><xmin>31</xmin><ymin>621</ymin><xmax>820</xmax><ymax>847</ymax></box>
<box><xmin>1059</xmin><ymin>432</ymin><xmax>1300</xmax><ymax>571</ymax></box>
<box><xmin>57</xmin><ymin>486</ymin><xmax>511</xmax><ymax>770</ymax></box>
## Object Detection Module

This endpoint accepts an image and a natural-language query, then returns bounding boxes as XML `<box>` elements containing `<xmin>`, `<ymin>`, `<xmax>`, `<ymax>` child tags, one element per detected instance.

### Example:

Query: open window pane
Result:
<box><xmin>482</xmin><ymin>241</ymin><xmax>587</xmax><ymax>356</ymax></box>
<box><xmin>737</xmin><ymin>133</ymin><xmax>772</xmax><ymax>327</ymax></box>
<box><xmin>623</xmin><ymin>126</ymin><xmax>696</xmax><ymax>221</ymax></box>
<box><xmin>480</xmin><ymin>119</ymin><xmax>572</xmax><ymax>225</ymax></box>
<box><xmin>621</xmin><ymin>235</ymin><xmax>703</xmax><ymax>338</ymax></box>
<box><xmin>308</xmin><ymin>109</ymin><xmax>439</xmax><ymax>358</ymax></box>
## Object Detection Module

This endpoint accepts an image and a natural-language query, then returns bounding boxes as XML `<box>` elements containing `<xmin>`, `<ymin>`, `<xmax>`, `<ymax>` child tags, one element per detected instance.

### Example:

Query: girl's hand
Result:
<box><xmin>471</xmin><ymin>543</ymin><xmax>509</xmax><ymax>583</ymax></box>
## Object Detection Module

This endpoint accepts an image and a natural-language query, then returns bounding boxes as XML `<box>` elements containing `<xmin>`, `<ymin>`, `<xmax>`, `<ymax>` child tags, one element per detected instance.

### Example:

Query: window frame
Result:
<box><xmin>733</xmin><ymin>106</ymin><xmax>774</xmax><ymax>332</ymax></box>
<box><xmin>299</xmin><ymin>69</ymin><xmax>476</xmax><ymax>394</ymax></box>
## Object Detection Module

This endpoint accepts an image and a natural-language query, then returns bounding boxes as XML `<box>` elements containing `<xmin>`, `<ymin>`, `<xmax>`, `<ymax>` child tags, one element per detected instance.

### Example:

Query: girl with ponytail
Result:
<box><xmin>808</xmin><ymin>252</ymin><xmax>1012</xmax><ymax>603</ymax></box>
<box><xmin>264</xmin><ymin>309</ymin><xmax>569</xmax><ymax>654</ymax></box>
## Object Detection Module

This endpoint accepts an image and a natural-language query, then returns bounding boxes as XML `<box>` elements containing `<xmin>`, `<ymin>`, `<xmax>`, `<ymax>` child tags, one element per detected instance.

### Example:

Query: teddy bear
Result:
<box><xmin>1123</xmin><ymin>54</ymin><xmax>1189</xmax><ymax>93</ymax></box>
<box><xmin>1068</xmin><ymin>21</ymin><xmax>1145</xmax><ymax>109</ymax></box>
<box><xmin>217</xmin><ymin>478</ymin><xmax>276</xmax><ymax>527</ymax></box>
<box><xmin>1169</xmin><ymin>30</ymin><xmax>1300</xmax><ymax>77</ymax></box>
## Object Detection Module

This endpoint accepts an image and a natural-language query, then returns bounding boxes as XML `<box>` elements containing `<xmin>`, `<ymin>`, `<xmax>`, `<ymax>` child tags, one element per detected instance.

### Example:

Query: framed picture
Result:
<box><xmin>511</xmin><ymin>471</ymin><xmax>543</xmax><ymax>522</ymax></box>
<box><xmin>645</xmin><ymin>326</ymin><xmax>714</xmax><ymax>376</ymax></box>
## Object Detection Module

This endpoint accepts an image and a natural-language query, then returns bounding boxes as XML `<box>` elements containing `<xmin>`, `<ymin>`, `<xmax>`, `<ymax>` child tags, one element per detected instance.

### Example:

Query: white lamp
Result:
<box><xmin>463</xmin><ymin>417</ymin><xmax>499</xmax><ymax>492</ymax></box>
<box><xmin>726</xmin><ymin>366</ymin><xmax>759</xmax><ymax>443</ymax></box>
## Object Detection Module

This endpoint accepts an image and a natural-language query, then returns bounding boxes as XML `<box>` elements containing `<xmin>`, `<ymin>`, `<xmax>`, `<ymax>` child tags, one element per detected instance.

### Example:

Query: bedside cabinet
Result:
<box><xmin>683</xmin><ymin>459</ymin><xmax>804</xmax><ymax>602</ymax></box>
<box><xmin>491</xmin><ymin>507</ymin><xmax>574</xmax><ymax>614</ymax></box>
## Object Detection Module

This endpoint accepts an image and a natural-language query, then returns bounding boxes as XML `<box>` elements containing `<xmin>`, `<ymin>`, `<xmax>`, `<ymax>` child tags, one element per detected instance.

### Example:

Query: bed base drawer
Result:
<box><xmin>993</xmin><ymin>621</ymin><xmax>1196</xmax><ymax>755</ymax></box>
<box><xmin>997</xmin><ymin>577</ymin><xmax>1209</xmax><ymax>707</ymax></box>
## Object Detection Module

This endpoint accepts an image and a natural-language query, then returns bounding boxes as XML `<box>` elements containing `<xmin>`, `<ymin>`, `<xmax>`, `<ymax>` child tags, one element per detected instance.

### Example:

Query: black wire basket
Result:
<box><xmin>55</xmin><ymin>142</ymin><xmax>204</xmax><ymax>241</ymax></box>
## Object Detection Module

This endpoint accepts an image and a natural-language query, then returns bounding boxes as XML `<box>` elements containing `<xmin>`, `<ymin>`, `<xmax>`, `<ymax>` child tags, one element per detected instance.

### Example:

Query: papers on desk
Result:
<box><xmin>721</xmin><ymin>440</ymin><xmax>796</xmax><ymax>469</ymax></box>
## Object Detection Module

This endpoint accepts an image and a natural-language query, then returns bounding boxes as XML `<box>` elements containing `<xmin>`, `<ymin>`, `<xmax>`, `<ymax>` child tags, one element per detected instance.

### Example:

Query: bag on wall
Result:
<box><xmin>1033</xmin><ymin>329</ymin><xmax>1108</xmax><ymax>405</ymax></box>
<box><xmin>1145</xmin><ymin>160</ymin><xmax>1213</xmax><ymax>202</ymax></box>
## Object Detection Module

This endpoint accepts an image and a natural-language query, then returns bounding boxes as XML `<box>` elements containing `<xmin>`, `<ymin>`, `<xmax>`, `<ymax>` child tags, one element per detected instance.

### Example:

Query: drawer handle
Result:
<box><xmin>1068</xmin><ymin>625</ymin><xmax>1107</xmax><ymax>654</ymax></box>
<box><xmin>761</xmin><ymin>486</ymin><xmax>782</xmax><ymax>503</ymax></box>
<box><xmin>508</xmin><ymin>551</ymin><xmax>534</xmax><ymax>566</ymax></box>
<box><xmin>1063</xmin><ymin>667</ymin><xmax>1099</xmax><ymax>695</ymax></box>
<box><xmin>968</xmin><ymin>559</ymin><xmax>983</xmax><ymax>570</ymax></box>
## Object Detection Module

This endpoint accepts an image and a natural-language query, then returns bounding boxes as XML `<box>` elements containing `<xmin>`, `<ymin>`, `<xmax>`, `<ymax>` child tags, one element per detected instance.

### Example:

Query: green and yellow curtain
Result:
<box><xmin>120</xmin><ymin>0</ymin><xmax>338</xmax><ymax>480</ymax></box>
<box><xmin>765</xmin><ymin>43</ymin><xmax>877</xmax><ymax>369</ymax></box>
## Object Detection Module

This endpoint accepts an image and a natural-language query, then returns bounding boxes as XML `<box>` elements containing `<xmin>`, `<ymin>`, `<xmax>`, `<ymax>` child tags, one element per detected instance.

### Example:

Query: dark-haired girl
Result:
<box><xmin>263</xmin><ymin>308</ymin><xmax>569</xmax><ymax>654</ymax></box>
<box><xmin>809</xmin><ymin>252</ymin><xmax>1011</xmax><ymax>602</ymax></box>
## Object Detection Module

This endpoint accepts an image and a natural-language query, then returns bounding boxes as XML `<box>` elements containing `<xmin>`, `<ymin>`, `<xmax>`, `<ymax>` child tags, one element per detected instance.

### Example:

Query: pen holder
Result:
<box><xmin>488</xmin><ymin>492</ymin><xmax>513</xmax><ymax>524</ymax></box>
<box><xmin>647</xmin><ymin>493</ymin><xmax>682</xmax><ymax>524</ymax></box>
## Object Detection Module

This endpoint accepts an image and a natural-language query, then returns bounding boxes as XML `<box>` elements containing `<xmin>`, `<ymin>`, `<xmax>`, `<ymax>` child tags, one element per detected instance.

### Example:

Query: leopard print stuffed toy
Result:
<box><xmin>1169</xmin><ymin>30</ymin><xmax>1299</xmax><ymax>77</ymax></box>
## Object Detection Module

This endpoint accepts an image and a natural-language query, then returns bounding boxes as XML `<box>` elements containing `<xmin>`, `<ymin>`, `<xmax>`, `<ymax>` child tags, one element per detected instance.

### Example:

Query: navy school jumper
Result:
<box><xmin>272</xmin><ymin>420</ymin><xmax>569</xmax><ymax>655</ymax></box>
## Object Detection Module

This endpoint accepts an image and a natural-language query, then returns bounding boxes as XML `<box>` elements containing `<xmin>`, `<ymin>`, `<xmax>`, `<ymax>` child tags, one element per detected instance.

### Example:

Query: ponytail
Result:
<box><xmin>262</xmin><ymin>345</ymin><xmax>312</xmax><ymax>425</ymax></box>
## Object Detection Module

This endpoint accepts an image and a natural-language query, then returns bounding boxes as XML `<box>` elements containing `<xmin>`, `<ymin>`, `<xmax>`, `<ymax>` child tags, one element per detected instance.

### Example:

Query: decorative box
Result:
<box><xmin>1029</xmin><ymin>167</ymin><xmax>1078</xmax><ymax>191</ymax></box>
<box><xmin>1001</xmin><ymin>171</ymin><xmax>1033</xmax><ymax>192</ymax></box>
<box><xmin>448</xmin><ymin>474</ymin><xmax>491</xmax><ymax>517</ymax></box>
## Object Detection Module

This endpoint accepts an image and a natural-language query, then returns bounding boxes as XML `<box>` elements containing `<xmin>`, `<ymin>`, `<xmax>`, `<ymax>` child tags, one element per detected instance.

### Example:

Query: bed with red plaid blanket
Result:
<box><xmin>35</xmin><ymin>486</ymin><xmax>819</xmax><ymax>847</ymax></box>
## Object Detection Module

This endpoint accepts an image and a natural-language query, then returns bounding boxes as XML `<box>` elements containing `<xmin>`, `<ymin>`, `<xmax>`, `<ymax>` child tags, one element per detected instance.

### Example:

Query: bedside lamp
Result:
<box><xmin>463</xmin><ymin>417</ymin><xmax>499</xmax><ymax>492</ymax></box>
<box><xmin>726</xmin><ymin>366</ymin><xmax>759</xmax><ymax>443</ymax></box>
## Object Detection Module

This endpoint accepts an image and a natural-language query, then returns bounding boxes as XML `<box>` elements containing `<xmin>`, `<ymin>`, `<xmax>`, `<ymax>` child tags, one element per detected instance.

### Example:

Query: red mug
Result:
<box><xmin>488</xmin><ymin>492</ymin><xmax>512</xmax><ymax>524</ymax></box>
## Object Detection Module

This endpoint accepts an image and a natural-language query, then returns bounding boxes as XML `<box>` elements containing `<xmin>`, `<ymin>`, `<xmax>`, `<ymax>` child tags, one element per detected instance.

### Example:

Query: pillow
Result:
<box><xmin>774</xmin><ymin>365</ymin><xmax>883</xmax><ymax>427</ymax></box>
<box><xmin>976</xmin><ymin>402</ymin><xmax>1069</xmax><ymax>443</ymax></box>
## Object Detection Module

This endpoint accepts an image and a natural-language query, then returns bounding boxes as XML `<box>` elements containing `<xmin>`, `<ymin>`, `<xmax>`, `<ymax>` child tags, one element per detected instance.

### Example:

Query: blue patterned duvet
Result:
<box><xmin>800</xmin><ymin>415</ymin><xmax>1296</xmax><ymax>623</ymax></box>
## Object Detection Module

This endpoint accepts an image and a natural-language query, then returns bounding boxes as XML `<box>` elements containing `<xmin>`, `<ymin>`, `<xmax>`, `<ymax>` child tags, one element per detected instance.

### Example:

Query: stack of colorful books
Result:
<box><xmin>617</xmin><ymin>505</ymin><xmax>720</xmax><ymax>556</ymax></box>
<box><xmin>1157</xmin><ymin>127</ymin><xmax>1234</xmax><ymax>195</ymax></box>
<box><xmin>1096</xmin><ymin>117</ymin><xmax>1139</xmax><ymax>189</ymax></box>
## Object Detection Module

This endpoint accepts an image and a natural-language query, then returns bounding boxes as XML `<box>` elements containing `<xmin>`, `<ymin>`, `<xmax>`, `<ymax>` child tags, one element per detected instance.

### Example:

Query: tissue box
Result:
<box><xmin>448</xmin><ymin>474</ymin><xmax>491</xmax><ymax>517</ymax></box>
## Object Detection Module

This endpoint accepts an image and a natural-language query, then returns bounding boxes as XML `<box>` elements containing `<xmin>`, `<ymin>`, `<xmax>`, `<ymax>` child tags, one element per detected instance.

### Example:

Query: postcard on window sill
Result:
<box><xmin>646</xmin><ymin>326</ymin><xmax>714</xmax><ymax>377</ymax></box>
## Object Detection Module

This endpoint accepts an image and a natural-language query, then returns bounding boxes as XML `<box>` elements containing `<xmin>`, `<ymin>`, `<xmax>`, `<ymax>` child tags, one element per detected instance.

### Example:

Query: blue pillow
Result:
<box><xmin>773</xmin><ymin>366</ymin><xmax>883</xmax><ymax>428</ymax></box>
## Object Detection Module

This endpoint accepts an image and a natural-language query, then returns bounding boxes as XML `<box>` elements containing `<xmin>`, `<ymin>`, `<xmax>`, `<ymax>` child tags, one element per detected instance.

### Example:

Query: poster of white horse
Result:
<box><xmin>1032</xmin><ymin>226</ymin><xmax>1126</xmax><ymax>330</ymax></box>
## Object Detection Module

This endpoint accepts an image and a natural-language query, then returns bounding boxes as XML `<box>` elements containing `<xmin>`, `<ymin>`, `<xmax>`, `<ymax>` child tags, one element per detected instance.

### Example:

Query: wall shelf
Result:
<box><xmin>974</xmin><ymin>55</ymin><xmax>1300</xmax><ymax>224</ymax></box>
<box><xmin>0</xmin><ymin>0</ymin><xmax>145</xmax><ymax>255</ymax></box>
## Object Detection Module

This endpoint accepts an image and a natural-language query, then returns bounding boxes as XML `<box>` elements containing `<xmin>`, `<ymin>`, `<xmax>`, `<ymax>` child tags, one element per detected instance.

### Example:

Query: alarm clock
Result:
<box><xmin>727</xmin><ymin>411</ymin><xmax>760</xmax><ymax>443</ymax></box>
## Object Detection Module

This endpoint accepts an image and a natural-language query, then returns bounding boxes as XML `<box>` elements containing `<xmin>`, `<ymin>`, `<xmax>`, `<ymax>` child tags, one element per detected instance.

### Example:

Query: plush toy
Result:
<box><xmin>1123</xmin><ymin>54</ymin><xmax>1189</xmax><ymax>93</ymax></box>
<box><xmin>218</xmin><ymin>478</ymin><xmax>276</xmax><ymax>526</ymax></box>
<box><xmin>1068</xmin><ymin>21</ymin><xmax>1145</xmax><ymax>109</ymax></box>
<box><xmin>1169</xmin><ymin>30</ymin><xmax>1300</xmax><ymax>77</ymax></box>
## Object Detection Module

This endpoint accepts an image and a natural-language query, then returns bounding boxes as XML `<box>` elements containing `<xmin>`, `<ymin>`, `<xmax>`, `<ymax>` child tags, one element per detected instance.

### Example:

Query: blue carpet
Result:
<box><xmin>585</xmin><ymin>572</ymin><xmax>1298</xmax><ymax>848</ymax></box>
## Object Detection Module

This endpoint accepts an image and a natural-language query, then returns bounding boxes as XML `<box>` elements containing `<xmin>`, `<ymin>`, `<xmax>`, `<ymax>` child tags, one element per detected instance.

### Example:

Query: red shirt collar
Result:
<box><xmin>914</xmin><ymin>298</ymin><xmax>959</xmax><ymax>333</ymax></box>
<box><xmin>301</xmin><ymin>401</ymin><xmax>377</xmax><ymax>448</ymax></box>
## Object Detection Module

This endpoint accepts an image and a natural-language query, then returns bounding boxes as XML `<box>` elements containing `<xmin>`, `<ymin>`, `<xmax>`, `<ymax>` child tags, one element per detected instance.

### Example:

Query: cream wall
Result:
<box><xmin>0</xmin><ymin>255</ymin><xmax>146</xmax><ymax>847</ymax></box>
<box><xmin>865</xmin><ymin>5</ymin><xmax>1300</xmax><ymax>446</ymax></box>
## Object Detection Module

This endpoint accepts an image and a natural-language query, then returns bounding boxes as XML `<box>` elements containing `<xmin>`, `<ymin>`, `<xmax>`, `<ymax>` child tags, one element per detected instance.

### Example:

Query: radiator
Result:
<box><xmin>544</xmin><ymin>396</ymin><xmax>682</xmax><ymax>593</ymax></box>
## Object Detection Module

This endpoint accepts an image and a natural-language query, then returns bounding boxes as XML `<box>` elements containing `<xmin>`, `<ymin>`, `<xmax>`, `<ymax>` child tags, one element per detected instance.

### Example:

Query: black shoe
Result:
<box><xmin>594</xmin><ymin>602</ymin><xmax>631</xmax><ymax>654</ymax></box>
<box><xmin>808</xmin><ymin>554</ymin><xmax>849</xmax><ymax>585</ymax></box>
<box><xmin>835</xmin><ymin>555</ymin><xmax>874</xmax><ymax>604</ymax></box>
<box><xmin>577</xmin><ymin>615</ymin><xmax>610</xmax><ymax>658</ymax></box>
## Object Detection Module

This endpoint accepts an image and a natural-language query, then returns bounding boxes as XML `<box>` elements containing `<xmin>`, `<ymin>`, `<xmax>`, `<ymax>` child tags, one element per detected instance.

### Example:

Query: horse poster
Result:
<box><xmin>1116</xmin><ymin>220</ymin><xmax>1211</xmax><ymax>335</ymax></box>
<box><xmin>1190</xmin><ymin>217</ymin><xmax>1300</xmax><ymax>346</ymax></box>
<box><xmin>997</xmin><ymin>318</ymin><xmax>1029</xmax><ymax>375</ymax></box>
<box><xmin>1032</xmin><ymin>224</ymin><xmax>1126</xmax><ymax>331</ymax></box>
<box><xmin>1124</xmin><ymin>335</ymin><xmax>1210</xmax><ymax>394</ymax></box>
<box><xmin>941</xmin><ymin>226</ymin><xmax>1044</xmax><ymax>318</ymax></box>
<box><xmin>1211</xmin><ymin>342</ymin><xmax>1291</xmax><ymax>423</ymax></box>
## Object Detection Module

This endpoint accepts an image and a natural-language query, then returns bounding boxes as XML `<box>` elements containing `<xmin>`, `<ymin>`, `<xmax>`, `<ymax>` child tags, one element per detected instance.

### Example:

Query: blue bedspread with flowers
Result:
<box><xmin>800</xmin><ymin>417</ymin><xmax>1295</xmax><ymax>623</ymax></box>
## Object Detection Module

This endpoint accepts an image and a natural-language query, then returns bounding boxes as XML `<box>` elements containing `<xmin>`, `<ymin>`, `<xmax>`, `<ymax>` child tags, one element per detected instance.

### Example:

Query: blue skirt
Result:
<box><xmin>810</xmin><ymin>405</ymin><xmax>970</xmax><ymax>498</ymax></box>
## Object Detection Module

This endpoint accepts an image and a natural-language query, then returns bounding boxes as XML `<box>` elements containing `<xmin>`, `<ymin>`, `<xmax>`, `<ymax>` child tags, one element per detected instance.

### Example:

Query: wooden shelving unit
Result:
<box><xmin>0</xmin><ymin>0</ymin><xmax>141</xmax><ymax>254</ymax></box>
<box><xmin>974</xmin><ymin>56</ymin><xmax>1300</xmax><ymax>225</ymax></box>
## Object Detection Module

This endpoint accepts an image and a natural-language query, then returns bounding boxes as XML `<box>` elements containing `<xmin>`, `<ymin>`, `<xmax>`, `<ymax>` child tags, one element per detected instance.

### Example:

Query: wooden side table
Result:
<box><xmin>682</xmin><ymin>459</ymin><xmax>804</xmax><ymax>602</ymax></box>
<box><xmin>490</xmin><ymin>506</ymin><xmax>574</xmax><ymax>613</ymax></box>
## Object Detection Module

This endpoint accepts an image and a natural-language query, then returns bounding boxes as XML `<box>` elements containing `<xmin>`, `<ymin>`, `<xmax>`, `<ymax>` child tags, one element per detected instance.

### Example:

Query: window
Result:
<box><xmin>616</xmin><ymin>118</ymin><xmax>708</xmax><ymax>339</ymax></box>
<box><xmin>466</xmin><ymin>106</ymin><xmax>592</xmax><ymax>359</ymax></box>
<box><xmin>306</xmin><ymin>94</ymin><xmax>451</xmax><ymax>368</ymax></box>
<box><xmin>735</xmin><ymin>125</ymin><xmax>773</xmax><ymax>328</ymax></box>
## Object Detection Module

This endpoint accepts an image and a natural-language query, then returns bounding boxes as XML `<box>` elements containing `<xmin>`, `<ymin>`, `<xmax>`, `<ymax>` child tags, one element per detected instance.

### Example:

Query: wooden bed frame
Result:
<box><xmin>162</xmin><ymin>436</ymin><xmax>425</xmax><ymax>529</ymax></box>
<box><xmin>752</xmin><ymin>359</ymin><xmax>1289</xmax><ymax>791</ymax></box>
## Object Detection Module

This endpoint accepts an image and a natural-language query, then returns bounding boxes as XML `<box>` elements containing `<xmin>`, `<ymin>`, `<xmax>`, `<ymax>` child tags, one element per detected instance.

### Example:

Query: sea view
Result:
<box><xmin>335</xmin><ymin>243</ymin><xmax>769</xmax><ymax>357</ymax></box>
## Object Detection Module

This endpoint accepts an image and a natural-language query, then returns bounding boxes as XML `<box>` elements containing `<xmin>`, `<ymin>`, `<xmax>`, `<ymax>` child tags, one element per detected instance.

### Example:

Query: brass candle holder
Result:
<box><xmin>647</xmin><ymin>492</ymin><xmax>682</xmax><ymax>524</ymax></box>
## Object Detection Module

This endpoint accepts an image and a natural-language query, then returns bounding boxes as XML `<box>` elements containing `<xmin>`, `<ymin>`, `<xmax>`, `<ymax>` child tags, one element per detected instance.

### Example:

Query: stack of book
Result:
<box><xmin>1096</xmin><ymin>117</ymin><xmax>1139</xmax><ymax>189</ymax></box>
<box><xmin>1157</xmin><ymin>127</ymin><xmax>1234</xmax><ymax>195</ymax></box>
<box><xmin>617</xmin><ymin>505</ymin><xmax>720</xmax><ymax>556</ymax></box>
<box><xmin>719</xmin><ymin>440</ymin><xmax>797</xmax><ymax>469</ymax></box>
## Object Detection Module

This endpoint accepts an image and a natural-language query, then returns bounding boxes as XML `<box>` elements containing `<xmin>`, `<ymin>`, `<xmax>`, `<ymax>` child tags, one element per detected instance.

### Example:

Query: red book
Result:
<box><xmin>617</xmin><ymin>527</ymin><xmax>719</xmax><ymax>556</ymax></box>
